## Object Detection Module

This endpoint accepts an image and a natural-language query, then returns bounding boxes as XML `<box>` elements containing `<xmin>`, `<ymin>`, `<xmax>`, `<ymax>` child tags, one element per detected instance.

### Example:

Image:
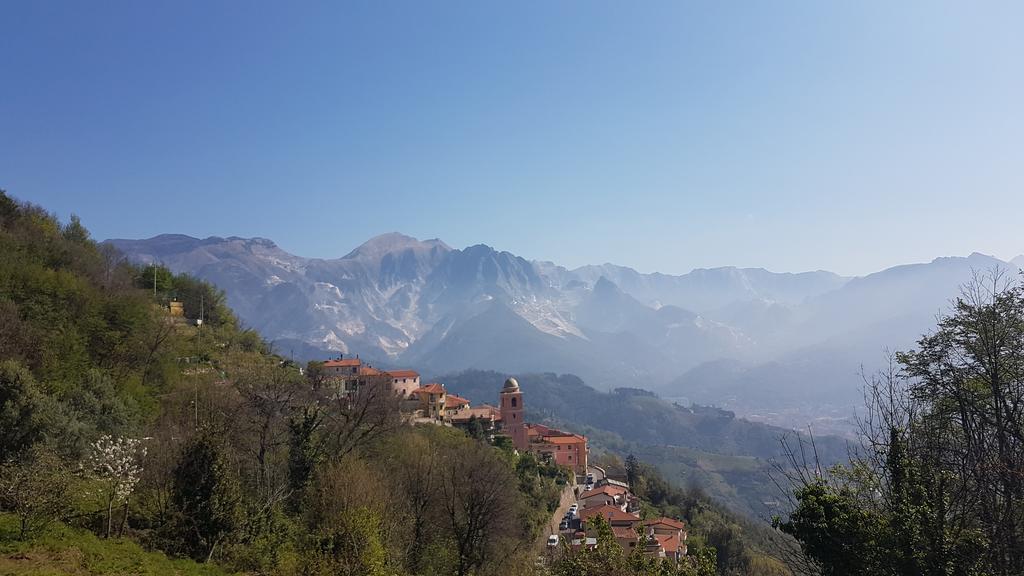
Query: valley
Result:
<box><xmin>109</xmin><ymin>233</ymin><xmax>1024</xmax><ymax>434</ymax></box>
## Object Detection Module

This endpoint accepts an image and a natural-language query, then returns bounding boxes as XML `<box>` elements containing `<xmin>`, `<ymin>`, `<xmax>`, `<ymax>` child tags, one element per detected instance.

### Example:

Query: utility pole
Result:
<box><xmin>195</xmin><ymin>293</ymin><xmax>203</xmax><ymax>430</ymax></box>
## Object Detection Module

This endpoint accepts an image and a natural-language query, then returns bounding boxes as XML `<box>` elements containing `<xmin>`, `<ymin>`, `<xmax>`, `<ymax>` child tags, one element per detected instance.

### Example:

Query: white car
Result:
<box><xmin>547</xmin><ymin>534</ymin><xmax>559</xmax><ymax>547</ymax></box>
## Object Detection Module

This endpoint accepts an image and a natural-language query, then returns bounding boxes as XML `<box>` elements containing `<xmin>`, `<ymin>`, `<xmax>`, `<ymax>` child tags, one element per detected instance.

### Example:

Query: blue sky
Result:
<box><xmin>2</xmin><ymin>1</ymin><xmax>1021</xmax><ymax>276</ymax></box>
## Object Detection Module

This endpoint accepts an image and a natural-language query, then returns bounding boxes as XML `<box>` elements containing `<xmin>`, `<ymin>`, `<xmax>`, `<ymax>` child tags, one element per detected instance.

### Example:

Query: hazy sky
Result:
<box><xmin>2</xmin><ymin>2</ymin><xmax>1022</xmax><ymax>276</ymax></box>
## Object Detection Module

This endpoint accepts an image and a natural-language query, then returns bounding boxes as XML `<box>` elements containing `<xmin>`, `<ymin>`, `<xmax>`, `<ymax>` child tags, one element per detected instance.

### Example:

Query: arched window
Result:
<box><xmin>511</xmin><ymin>397</ymin><xmax>517</xmax><ymax>408</ymax></box>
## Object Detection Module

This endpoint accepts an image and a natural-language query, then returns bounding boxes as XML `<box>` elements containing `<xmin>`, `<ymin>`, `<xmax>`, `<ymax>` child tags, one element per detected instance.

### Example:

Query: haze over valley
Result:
<box><xmin>110</xmin><ymin>232</ymin><xmax>1023</xmax><ymax>433</ymax></box>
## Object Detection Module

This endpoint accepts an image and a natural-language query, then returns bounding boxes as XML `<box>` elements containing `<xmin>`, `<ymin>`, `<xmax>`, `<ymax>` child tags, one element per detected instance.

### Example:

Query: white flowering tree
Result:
<box><xmin>88</xmin><ymin>435</ymin><xmax>146</xmax><ymax>538</ymax></box>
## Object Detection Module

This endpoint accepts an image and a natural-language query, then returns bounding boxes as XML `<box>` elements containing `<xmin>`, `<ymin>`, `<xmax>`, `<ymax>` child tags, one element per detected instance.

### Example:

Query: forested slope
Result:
<box><xmin>0</xmin><ymin>191</ymin><xmax>565</xmax><ymax>575</ymax></box>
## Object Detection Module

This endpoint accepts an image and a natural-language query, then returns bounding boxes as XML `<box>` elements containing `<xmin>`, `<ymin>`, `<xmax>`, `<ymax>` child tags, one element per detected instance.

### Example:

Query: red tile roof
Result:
<box><xmin>388</xmin><ymin>369</ymin><xmax>419</xmax><ymax>379</ymax></box>
<box><xmin>540</xmin><ymin>434</ymin><xmax>587</xmax><ymax>445</ymax></box>
<box><xmin>612</xmin><ymin>526</ymin><xmax>639</xmax><ymax>540</ymax></box>
<box><xmin>323</xmin><ymin>358</ymin><xmax>361</xmax><ymax>368</ymax></box>
<box><xmin>450</xmin><ymin>404</ymin><xmax>502</xmax><ymax>423</ymax></box>
<box><xmin>445</xmin><ymin>394</ymin><xmax>471</xmax><ymax>407</ymax></box>
<box><xmin>358</xmin><ymin>366</ymin><xmax>383</xmax><ymax>376</ymax></box>
<box><xmin>525</xmin><ymin>423</ymin><xmax>557</xmax><ymax>436</ymax></box>
<box><xmin>581</xmin><ymin>505</ymin><xmax>640</xmax><ymax>524</ymax></box>
<box><xmin>413</xmin><ymin>383</ymin><xmax>446</xmax><ymax>395</ymax></box>
<box><xmin>655</xmin><ymin>533</ymin><xmax>682</xmax><ymax>553</ymax></box>
<box><xmin>644</xmin><ymin>517</ymin><xmax>686</xmax><ymax>530</ymax></box>
<box><xmin>581</xmin><ymin>485</ymin><xmax>628</xmax><ymax>499</ymax></box>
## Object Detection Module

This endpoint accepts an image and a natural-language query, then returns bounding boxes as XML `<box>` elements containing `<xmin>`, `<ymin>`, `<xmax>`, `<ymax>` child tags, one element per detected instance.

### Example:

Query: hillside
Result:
<box><xmin>436</xmin><ymin>370</ymin><xmax>847</xmax><ymax>516</ymax></box>
<box><xmin>0</xmin><ymin>192</ymin><xmax>568</xmax><ymax>576</ymax></box>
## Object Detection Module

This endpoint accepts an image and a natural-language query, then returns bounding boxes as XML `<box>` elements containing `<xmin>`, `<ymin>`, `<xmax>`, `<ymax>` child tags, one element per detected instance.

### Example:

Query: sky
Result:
<box><xmin>1</xmin><ymin>1</ymin><xmax>1022</xmax><ymax>277</ymax></box>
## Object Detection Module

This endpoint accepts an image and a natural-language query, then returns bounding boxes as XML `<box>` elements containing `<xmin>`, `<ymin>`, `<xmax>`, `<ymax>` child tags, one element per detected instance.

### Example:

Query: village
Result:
<box><xmin>319</xmin><ymin>355</ymin><xmax>689</xmax><ymax>563</ymax></box>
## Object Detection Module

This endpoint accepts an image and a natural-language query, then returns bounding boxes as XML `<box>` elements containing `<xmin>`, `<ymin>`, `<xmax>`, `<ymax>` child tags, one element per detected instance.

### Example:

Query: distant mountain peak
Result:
<box><xmin>342</xmin><ymin>232</ymin><xmax>451</xmax><ymax>260</ymax></box>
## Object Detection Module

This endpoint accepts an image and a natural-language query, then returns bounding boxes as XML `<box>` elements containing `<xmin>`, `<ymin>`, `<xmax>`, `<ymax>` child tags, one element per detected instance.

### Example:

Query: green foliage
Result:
<box><xmin>780</xmin><ymin>272</ymin><xmax>1024</xmax><ymax>576</ymax></box>
<box><xmin>0</xmin><ymin>513</ymin><xmax>230</xmax><ymax>575</ymax></box>
<box><xmin>0</xmin><ymin>191</ymin><xmax>603</xmax><ymax>575</ymax></box>
<box><xmin>167</xmin><ymin>435</ymin><xmax>243</xmax><ymax>562</ymax></box>
<box><xmin>623</xmin><ymin>454</ymin><xmax>790</xmax><ymax>575</ymax></box>
<box><xmin>0</xmin><ymin>449</ymin><xmax>72</xmax><ymax>539</ymax></box>
<box><xmin>304</xmin><ymin>507</ymin><xmax>390</xmax><ymax>576</ymax></box>
<box><xmin>776</xmin><ymin>480</ymin><xmax>880</xmax><ymax>576</ymax></box>
<box><xmin>0</xmin><ymin>361</ymin><xmax>56</xmax><ymax>461</ymax></box>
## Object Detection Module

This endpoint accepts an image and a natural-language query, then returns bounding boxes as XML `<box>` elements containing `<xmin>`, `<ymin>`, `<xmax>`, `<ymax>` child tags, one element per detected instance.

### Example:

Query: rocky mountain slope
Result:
<box><xmin>108</xmin><ymin>233</ymin><xmax>1022</xmax><ymax>430</ymax></box>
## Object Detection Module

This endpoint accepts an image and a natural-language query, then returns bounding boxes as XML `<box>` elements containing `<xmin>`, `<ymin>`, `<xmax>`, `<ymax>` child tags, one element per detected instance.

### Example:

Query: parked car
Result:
<box><xmin>558</xmin><ymin>520</ymin><xmax>568</xmax><ymax>531</ymax></box>
<box><xmin>547</xmin><ymin>534</ymin><xmax>559</xmax><ymax>547</ymax></box>
<box><xmin>586</xmin><ymin>473</ymin><xmax>595</xmax><ymax>483</ymax></box>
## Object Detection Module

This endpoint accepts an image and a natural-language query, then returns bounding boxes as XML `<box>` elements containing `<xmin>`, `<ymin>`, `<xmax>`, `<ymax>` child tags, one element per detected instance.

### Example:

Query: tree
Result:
<box><xmin>438</xmin><ymin>439</ymin><xmax>521</xmax><ymax>576</ymax></box>
<box><xmin>169</xmin><ymin>435</ymin><xmax>243</xmax><ymax>562</ymax></box>
<box><xmin>305</xmin><ymin>506</ymin><xmax>389</xmax><ymax>576</ymax></box>
<box><xmin>625</xmin><ymin>453</ymin><xmax>640</xmax><ymax>491</ymax></box>
<box><xmin>466</xmin><ymin>414</ymin><xmax>488</xmax><ymax>442</ymax></box>
<box><xmin>779</xmin><ymin>270</ymin><xmax>1023</xmax><ymax>575</ymax></box>
<box><xmin>87</xmin><ymin>434</ymin><xmax>146</xmax><ymax>538</ymax></box>
<box><xmin>0</xmin><ymin>361</ymin><xmax>54</xmax><ymax>461</ymax></box>
<box><xmin>0</xmin><ymin>448</ymin><xmax>71</xmax><ymax>539</ymax></box>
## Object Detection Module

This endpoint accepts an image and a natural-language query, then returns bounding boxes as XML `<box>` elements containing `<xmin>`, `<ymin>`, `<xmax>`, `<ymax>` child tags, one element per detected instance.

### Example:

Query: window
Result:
<box><xmin>511</xmin><ymin>397</ymin><xmax>517</xmax><ymax>408</ymax></box>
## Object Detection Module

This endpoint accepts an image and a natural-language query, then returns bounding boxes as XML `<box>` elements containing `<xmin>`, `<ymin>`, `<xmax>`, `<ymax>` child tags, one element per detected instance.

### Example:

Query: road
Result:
<box><xmin>537</xmin><ymin>482</ymin><xmax>577</xmax><ymax>553</ymax></box>
<box><xmin>536</xmin><ymin>466</ymin><xmax>608</xmax><ymax>555</ymax></box>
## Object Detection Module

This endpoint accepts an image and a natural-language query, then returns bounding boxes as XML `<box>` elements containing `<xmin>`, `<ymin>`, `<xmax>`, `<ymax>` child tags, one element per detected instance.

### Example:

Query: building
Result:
<box><xmin>443</xmin><ymin>394</ymin><xmax>471</xmax><ymax>420</ymax></box>
<box><xmin>321</xmin><ymin>357</ymin><xmax>421</xmax><ymax>399</ymax></box>
<box><xmin>499</xmin><ymin>377</ymin><xmax>528</xmax><ymax>450</ymax></box>
<box><xmin>322</xmin><ymin>357</ymin><xmax>389</xmax><ymax>395</ymax></box>
<box><xmin>322</xmin><ymin>357</ymin><xmax>362</xmax><ymax>378</ymax></box>
<box><xmin>168</xmin><ymin>300</ymin><xmax>185</xmax><ymax>317</ymax></box>
<box><xmin>412</xmin><ymin>383</ymin><xmax>447</xmax><ymax>420</ymax></box>
<box><xmin>450</xmin><ymin>404</ymin><xmax>502</xmax><ymax>431</ymax></box>
<box><xmin>580</xmin><ymin>484</ymin><xmax>629</xmax><ymax>510</ymax></box>
<box><xmin>495</xmin><ymin>377</ymin><xmax>589</xmax><ymax>475</ymax></box>
<box><xmin>642</xmin><ymin>517</ymin><xmax>688</xmax><ymax>560</ymax></box>
<box><xmin>581</xmin><ymin>504</ymin><xmax>642</xmax><ymax>550</ymax></box>
<box><xmin>527</xmin><ymin>426</ymin><xmax>588</xmax><ymax>475</ymax></box>
<box><xmin>388</xmin><ymin>369</ymin><xmax>420</xmax><ymax>398</ymax></box>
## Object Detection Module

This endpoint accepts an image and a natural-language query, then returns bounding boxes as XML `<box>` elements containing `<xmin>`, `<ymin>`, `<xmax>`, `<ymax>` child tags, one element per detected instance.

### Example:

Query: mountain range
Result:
<box><xmin>107</xmin><ymin>233</ymin><xmax>1023</xmax><ymax>432</ymax></box>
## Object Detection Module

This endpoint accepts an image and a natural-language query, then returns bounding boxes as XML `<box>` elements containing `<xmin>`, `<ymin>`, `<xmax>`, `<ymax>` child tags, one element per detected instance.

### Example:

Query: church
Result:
<box><xmin>499</xmin><ymin>377</ymin><xmax>589</xmax><ymax>475</ymax></box>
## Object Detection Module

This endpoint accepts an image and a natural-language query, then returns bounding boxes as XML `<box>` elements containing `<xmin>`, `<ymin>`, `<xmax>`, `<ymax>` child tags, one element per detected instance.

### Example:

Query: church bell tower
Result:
<box><xmin>500</xmin><ymin>377</ymin><xmax>528</xmax><ymax>451</ymax></box>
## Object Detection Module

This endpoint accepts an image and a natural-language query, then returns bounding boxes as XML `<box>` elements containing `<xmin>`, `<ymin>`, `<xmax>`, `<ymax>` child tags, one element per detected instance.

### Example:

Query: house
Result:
<box><xmin>598</xmin><ymin>478</ymin><xmax>630</xmax><ymax>491</ymax></box>
<box><xmin>527</xmin><ymin>425</ymin><xmax>588</xmax><ymax>475</ymax></box>
<box><xmin>321</xmin><ymin>357</ymin><xmax>392</xmax><ymax>395</ymax></box>
<box><xmin>322</xmin><ymin>357</ymin><xmax>362</xmax><ymax>377</ymax></box>
<box><xmin>579</xmin><ymin>484</ymin><xmax>629</xmax><ymax>510</ymax></box>
<box><xmin>450</xmin><ymin>404</ymin><xmax>502</xmax><ymax>431</ymax></box>
<box><xmin>642</xmin><ymin>517</ymin><xmax>688</xmax><ymax>560</ymax></box>
<box><xmin>387</xmin><ymin>369</ymin><xmax>420</xmax><ymax>398</ymax></box>
<box><xmin>580</xmin><ymin>504</ymin><xmax>644</xmax><ymax>552</ymax></box>
<box><xmin>443</xmin><ymin>394</ymin><xmax>471</xmax><ymax>420</ymax></box>
<box><xmin>412</xmin><ymin>383</ymin><xmax>447</xmax><ymax>420</ymax></box>
<box><xmin>581</xmin><ymin>504</ymin><xmax>641</xmax><ymax>528</ymax></box>
<box><xmin>168</xmin><ymin>300</ymin><xmax>184</xmax><ymax>317</ymax></box>
<box><xmin>321</xmin><ymin>357</ymin><xmax>423</xmax><ymax>400</ymax></box>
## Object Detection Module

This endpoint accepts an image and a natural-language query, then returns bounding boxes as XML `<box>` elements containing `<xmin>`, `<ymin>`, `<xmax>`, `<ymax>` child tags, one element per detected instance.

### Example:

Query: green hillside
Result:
<box><xmin>0</xmin><ymin>191</ymin><xmax>565</xmax><ymax>575</ymax></box>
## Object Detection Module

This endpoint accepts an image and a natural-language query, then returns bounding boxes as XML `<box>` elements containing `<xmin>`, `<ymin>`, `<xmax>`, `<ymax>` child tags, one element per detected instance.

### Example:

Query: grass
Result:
<box><xmin>0</xmin><ymin>514</ymin><xmax>232</xmax><ymax>576</ymax></box>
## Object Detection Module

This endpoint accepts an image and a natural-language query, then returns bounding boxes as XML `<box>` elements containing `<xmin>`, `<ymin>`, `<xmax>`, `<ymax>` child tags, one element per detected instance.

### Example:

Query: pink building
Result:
<box><xmin>499</xmin><ymin>378</ymin><xmax>528</xmax><ymax>450</ymax></box>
